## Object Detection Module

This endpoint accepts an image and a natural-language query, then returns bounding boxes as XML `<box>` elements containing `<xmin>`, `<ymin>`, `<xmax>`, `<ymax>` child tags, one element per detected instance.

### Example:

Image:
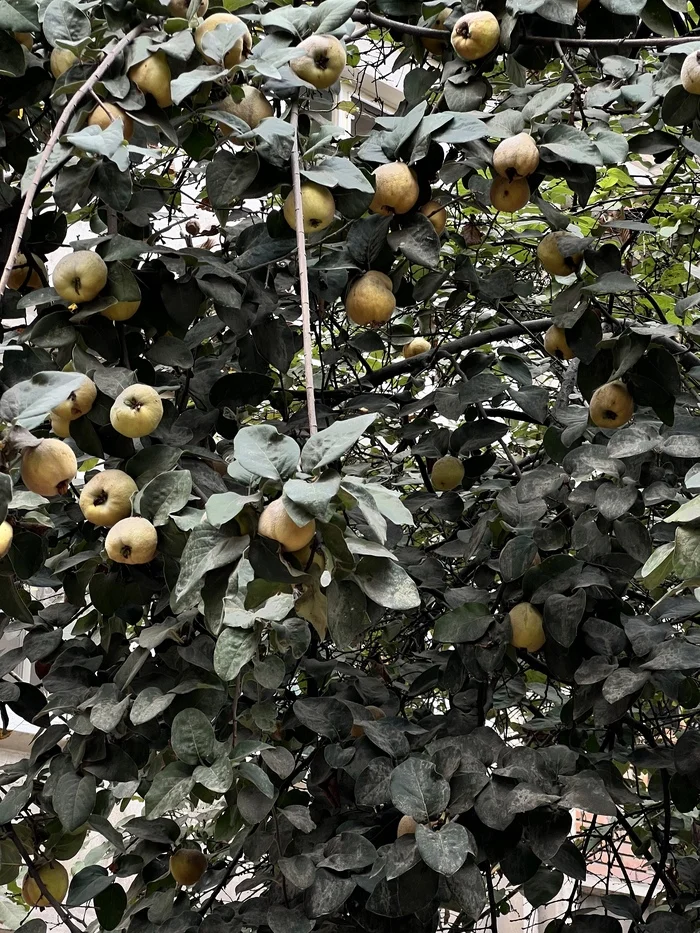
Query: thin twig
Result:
<box><xmin>0</xmin><ymin>24</ymin><xmax>144</xmax><ymax>299</ymax></box>
<box><xmin>484</xmin><ymin>865</ymin><xmax>499</xmax><ymax>933</ymax></box>
<box><xmin>289</xmin><ymin>101</ymin><xmax>318</xmax><ymax>436</ymax></box>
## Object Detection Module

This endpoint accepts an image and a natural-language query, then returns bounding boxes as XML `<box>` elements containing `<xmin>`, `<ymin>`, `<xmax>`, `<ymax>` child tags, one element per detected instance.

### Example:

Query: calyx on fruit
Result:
<box><xmin>493</xmin><ymin>133</ymin><xmax>539</xmax><ymax>180</ymax></box>
<box><xmin>87</xmin><ymin>102</ymin><xmax>134</xmax><ymax>141</ymax></box>
<box><xmin>508</xmin><ymin>602</ymin><xmax>545</xmax><ymax>652</ymax></box>
<box><xmin>420</xmin><ymin>200</ymin><xmax>447</xmax><ymax>234</ymax></box>
<box><xmin>404</xmin><ymin>337</ymin><xmax>431</xmax><ymax>358</ymax></box>
<box><xmin>422</xmin><ymin>8</ymin><xmax>451</xmax><ymax>55</ymax></box>
<box><xmin>283</xmin><ymin>182</ymin><xmax>335</xmax><ymax>234</ymax></box>
<box><xmin>110</xmin><ymin>384</ymin><xmax>163</xmax><ymax>438</ymax></box>
<box><xmin>490</xmin><ymin>176</ymin><xmax>529</xmax><ymax>212</ymax></box>
<box><xmin>537</xmin><ymin>231</ymin><xmax>583</xmax><ymax>277</ymax></box>
<box><xmin>397</xmin><ymin>815</ymin><xmax>418</xmax><ymax>837</ymax></box>
<box><xmin>217</xmin><ymin>85</ymin><xmax>273</xmax><ymax>136</ymax></box>
<box><xmin>351</xmin><ymin>705</ymin><xmax>385</xmax><ymax>738</ymax></box>
<box><xmin>544</xmin><ymin>325</ymin><xmax>574</xmax><ymax>361</ymax></box>
<box><xmin>258</xmin><ymin>498</ymin><xmax>316</xmax><ymax>552</ymax></box>
<box><xmin>21</xmin><ymin>439</ymin><xmax>77</xmax><ymax>497</ymax></box>
<box><xmin>346</xmin><ymin>271</ymin><xmax>395</xmax><ymax>326</ymax></box>
<box><xmin>431</xmin><ymin>455</ymin><xmax>464</xmax><ymax>491</ymax></box>
<box><xmin>53</xmin><ymin>251</ymin><xmax>108</xmax><ymax>304</ymax></box>
<box><xmin>105</xmin><ymin>516</ymin><xmax>158</xmax><ymax>565</ymax></box>
<box><xmin>195</xmin><ymin>13</ymin><xmax>252</xmax><ymax>69</ymax></box>
<box><xmin>8</xmin><ymin>252</ymin><xmax>46</xmax><ymax>291</ymax></box>
<box><xmin>169</xmin><ymin>848</ymin><xmax>208</xmax><ymax>886</ymax></box>
<box><xmin>50</xmin><ymin>48</ymin><xmax>78</xmax><ymax>79</ymax></box>
<box><xmin>0</xmin><ymin>521</ymin><xmax>12</xmax><ymax>559</ymax></box>
<box><xmin>22</xmin><ymin>860</ymin><xmax>69</xmax><ymax>908</ymax></box>
<box><xmin>52</xmin><ymin>376</ymin><xmax>97</xmax><ymax>422</ymax></box>
<box><xmin>79</xmin><ymin>470</ymin><xmax>138</xmax><ymax>527</ymax></box>
<box><xmin>450</xmin><ymin>11</ymin><xmax>500</xmax><ymax>61</ymax></box>
<box><xmin>370</xmin><ymin>163</ymin><xmax>419</xmax><ymax>216</ymax></box>
<box><xmin>589</xmin><ymin>380</ymin><xmax>634</xmax><ymax>429</ymax></box>
<box><xmin>681</xmin><ymin>52</ymin><xmax>700</xmax><ymax>94</ymax></box>
<box><xmin>290</xmin><ymin>34</ymin><xmax>346</xmax><ymax>89</ymax></box>
<box><xmin>128</xmin><ymin>51</ymin><xmax>172</xmax><ymax>108</ymax></box>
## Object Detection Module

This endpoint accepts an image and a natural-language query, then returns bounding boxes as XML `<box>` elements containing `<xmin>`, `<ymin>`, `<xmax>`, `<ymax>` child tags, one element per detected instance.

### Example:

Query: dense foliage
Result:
<box><xmin>2</xmin><ymin>0</ymin><xmax>700</xmax><ymax>931</ymax></box>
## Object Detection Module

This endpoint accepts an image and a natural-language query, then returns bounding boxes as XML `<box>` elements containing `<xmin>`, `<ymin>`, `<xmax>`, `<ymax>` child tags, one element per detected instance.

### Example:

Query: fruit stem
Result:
<box><xmin>0</xmin><ymin>23</ymin><xmax>144</xmax><ymax>300</ymax></box>
<box><xmin>289</xmin><ymin>101</ymin><xmax>318</xmax><ymax>436</ymax></box>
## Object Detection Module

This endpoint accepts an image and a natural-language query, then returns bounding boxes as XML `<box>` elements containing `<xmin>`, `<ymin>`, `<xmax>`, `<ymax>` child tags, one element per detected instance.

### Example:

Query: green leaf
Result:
<box><xmin>206</xmin><ymin>491</ymin><xmax>260</xmax><ymax>529</ymax></box>
<box><xmin>193</xmin><ymin>755</ymin><xmax>234</xmax><ymax>793</ymax></box>
<box><xmin>43</xmin><ymin>0</ymin><xmax>90</xmax><ymax>46</ymax></box>
<box><xmin>308</xmin><ymin>0</ymin><xmax>357</xmax><ymax>31</ymax></box>
<box><xmin>130</xmin><ymin>687</ymin><xmax>175</xmax><ymax>725</ymax></box>
<box><xmin>387</xmin><ymin>214</ymin><xmax>440</xmax><ymax>268</ymax></box>
<box><xmin>415</xmin><ymin>822</ymin><xmax>471</xmax><ymax>875</ymax></box>
<box><xmin>94</xmin><ymin>883</ymin><xmax>126</xmax><ymax>931</ymax></box>
<box><xmin>301</xmin><ymin>157</ymin><xmax>373</xmax><ymax>193</ymax></box>
<box><xmin>138</xmin><ymin>470</ymin><xmax>192</xmax><ymax>527</ymax></box>
<box><xmin>673</xmin><ymin>527</ymin><xmax>700</xmax><ymax>579</ymax></box>
<box><xmin>0</xmin><ymin>371</ymin><xmax>88</xmax><ymax>429</ymax></box>
<box><xmin>0</xmin><ymin>0</ymin><xmax>39</xmax><ymax>31</ymax></box>
<box><xmin>541</xmin><ymin>124</ymin><xmax>603</xmax><ymax>166</ymax></box>
<box><xmin>66</xmin><ymin>866</ymin><xmax>113</xmax><ymax>907</ymax></box>
<box><xmin>0</xmin><ymin>474</ymin><xmax>12</xmax><ymax>524</ymax></box>
<box><xmin>283</xmin><ymin>471</ymin><xmax>341</xmax><ymax>521</ymax></box>
<box><xmin>0</xmin><ymin>784</ymin><xmax>31</xmax><ymax>825</ymax></box>
<box><xmin>214</xmin><ymin>627</ymin><xmax>259</xmax><ymax>681</ymax></box>
<box><xmin>171</xmin><ymin>709</ymin><xmax>217</xmax><ymax>765</ymax></box>
<box><xmin>301</xmin><ymin>414</ymin><xmax>377</xmax><ymax>472</ymax></box>
<box><xmin>144</xmin><ymin>762</ymin><xmax>195</xmax><ymax>819</ymax></box>
<box><xmin>54</xmin><ymin>772</ymin><xmax>96</xmax><ymax>832</ymax></box>
<box><xmin>172</xmin><ymin>64</ymin><xmax>229</xmax><ymax>103</ymax></box>
<box><xmin>234</xmin><ymin>424</ymin><xmax>300</xmax><ymax>481</ymax></box>
<box><xmin>433</xmin><ymin>604</ymin><xmax>492</xmax><ymax>643</ymax></box>
<box><xmin>354</xmin><ymin>558</ymin><xmax>421</xmax><ymax>610</ymax></box>
<box><xmin>389</xmin><ymin>759</ymin><xmax>450</xmax><ymax>822</ymax></box>
<box><xmin>171</xmin><ymin>523</ymin><xmax>248</xmax><ymax>612</ymax></box>
<box><xmin>521</xmin><ymin>84</ymin><xmax>574</xmax><ymax>121</ymax></box>
<box><xmin>206</xmin><ymin>151</ymin><xmax>259</xmax><ymax>209</ymax></box>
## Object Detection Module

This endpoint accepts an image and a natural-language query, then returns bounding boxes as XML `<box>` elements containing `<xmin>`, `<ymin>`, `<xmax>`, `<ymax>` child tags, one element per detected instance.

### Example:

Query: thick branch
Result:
<box><xmin>364</xmin><ymin>319</ymin><xmax>552</xmax><ymax>387</ymax></box>
<box><xmin>524</xmin><ymin>32</ymin><xmax>700</xmax><ymax>48</ymax></box>
<box><xmin>351</xmin><ymin>10</ymin><xmax>448</xmax><ymax>40</ymax></box>
<box><xmin>0</xmin><ymin>24</ymin><xmax>144</xmax><ymax>299</ymax></box>
<box><xmin>290</xmin><ymin>102</ymin><xmax>318</xmax><ymax>436</ymax></box>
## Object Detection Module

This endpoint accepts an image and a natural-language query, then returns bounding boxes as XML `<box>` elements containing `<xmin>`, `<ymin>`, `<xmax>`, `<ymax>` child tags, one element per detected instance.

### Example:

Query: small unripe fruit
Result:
<box><xmin>490</xmin><ymin>176</ymin><xmax>529</xmax><ymax>212</ymax></box>
<box><xmin>21</xmin><ymin>440</ymin><xmax>77</xmax><ymax>497</ymax></box>
<box><xmin>508</xmin><ymin>602</ymin><xmax>545</xmax><ymax>652</ymax></box>
<box><xmin>169</xmin><ymin>849</ymin><xmax>208</xmax><ymax>886</ymax></box>
<box><xmin>537</xmin><ymin>231</ymin><xmax>583</xmax><ymax>277</ymax></box>
<box><xmin>50</xmin><ymin>48</ymin><xmax>78</xmax><ymax>78</ymax></box>
<box><xmin>258</xmin><ymin>499</ymin><xmax>316</xmax><ymax>552</ymax></box>
<box><xmin>110</xmin><ymin>384</ymin><xmax>163</xmax><ymax>438</ymax></box>
<box><xmin>397</xmin><ymin>815</ymin><xmax>418</xmax><ymax>837</ymax></box>
<box><xmin>589</xmin><ymin>381</ymin><xmax>634</xmax><ymax>429</ymax></box>
<box><xmin>404</xmin><ymin>337</ymin><xmax>431</xmax><ymax>359</ymax></box>
<box><xmin>87</xmin><ymin>102</ymin><xmax>134</xmax><ymax>141</ymax></box>
<box><xmin>22</xmin><ymin>861</ymin><xmax>69</xmax><ymax>908</ymax></box>
<box><xmin>543</xmin><ymin>325</ymin><xmax>574</xmax><ymax>361</ymax></box>
<box><xmin>370</xmin><ymin>163</ymin><xmax>419</xmax><ymax>216</ymax></box>
<box><xmin>0</xmin><ymin>521</ymin><xmax>13</xmax><ymax>559</ymax></box>
<box><xmin>351</xmin><ymin>705</ymin><xmax>385</xmax><ymax>738</ymax></box>
<box><xmin>346</xmin><ymin>271</ymin><xmax>395</xmax><ymax>326</ymax></box>
<box><xmin>451</xmin><ymin>12</ymin><xmax>500</xmax><ymax>61</ymax></box>
<box><xmin>430</xmin><ymin>455</ymin><xmax>464</xmax><ymax>491</ymax></box>
<box><xmin>283</xmin><ymin>182</ymin><xmax>335</xmax><ymax>234</ymax></box>
<box><xmin>195</xmin><ymin>13</ymin><xmax>252</xmax><ymax>69</ymax></box>
<box><xmin>105</xmin><ymin>517</ymin><xmax>158</xmax><ymax>565</ymax></box>
<box><xmin>53</xmin><ymin>252</ymin><xmax>108</xmax><ymax>304</ymax></box>
<box><xmin>52</xmin><ymin>376</ymin><xmax>97</xmax><ymax>422</ymax></box>
<box><xmin>493</xmin><ymin>133</ymin><xmax>539</xmax><ymax>180</ymax></box>
<box><xmin>420</xmin><ymin>200</ymin><xmax>447</xmax><ymax>234</ymax></box>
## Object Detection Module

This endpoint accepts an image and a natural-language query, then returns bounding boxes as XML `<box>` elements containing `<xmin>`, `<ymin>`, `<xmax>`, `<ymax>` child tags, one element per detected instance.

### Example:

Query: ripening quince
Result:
<box><xmin>490</xmin><ymin>176</ymin><xmax>529</xmax><ymax>212</ymax></box>
<box><xmin>50</xmin><ymin>48</ymin><xmax>78</xmax><ymax>78</ymax></box>
<box><xmin>50</xmin><ymin>414</ymin><xmax>71</xmax><ymax>438</ymax></box>
<box><xmin>87</xmin><ymin>102</ymin><xmax>134</xmax><ymax>141</ymax></box>
<box><xmin>589</xmin><ymin>381</ymin><xmax>634</xmax><ymax>429</ymax></box>
<box><xmin>195</xmin><ymin>13</ymin><xmax>252</xmax><ymax>68</ymax></box>
<box><xmin>258</xmin><ymin>499</ymin><xmax>316</xmax><ymax>552</ymax></box>
<box><xmin>129</xmin><ymin>52</ymin><xmax>172</xmax><ymax>108</ymax></box>
<box><xmin>346</xmin><ymin>271</ymin><xmax>395</xmax><ymax>326</ymax></box>
<box><xmin>543</xmin><ymin>325</ymin><xmax>574</xmax><ymax>361</ymax></box>
<box><xmin>79</xmin><ymin>470</ymin><xmax>138</xmax><ymax>527</ymax></box>
<box><xmin>537</xmin><ymin>231</ymin><xmax>583</xmax><ymax>277</ymax></box>
<box><xmin>8</xmin><ymin>253</ymin><xmax>46</xmax><ymax>291</ymax></box>
<box><xmin>420</xmin><ymin>200</ymin><xmax>447</xmax><ymax>234</ymax></box>
<box><xmin>169</xmin><ymin>848</ymin><xmax>208</xmax><ymax>886</ymax></box>
<box><xmin>370</xmin><ymin>163</ymin><xmax>419</xmax><ymax>216</ymax></box>
<box><xmin>105</xmin><ymin>516</ymin><xmax>158</xmax><ymax>564</ymax></box>
<box><xmin>290</xmin><ymin>34</ymin><xmax>346</xmax><ymax>89</ymax></box>
<box><xmin>217</xmin><ymin>85</ymin><xmax>273</xmax><ymax>136</ymax></box>
<box><xmin>22</xmin><ymin>860</ymin><xmax>69</xmax><ymax>908</ymax></box>
<box><xmin>14</xmin><ymin>33</ymin><xmax>33</xmax><ymax>50</ymax></box>
<box><xmin>681</xmin><ymin>51</ymin><xmax>700</xmax><ymax>94</ymax></box>
<box><xmin>451</xmin><ymin>11</ymin><xmax>500</xmax><ymax>61</ymax></box>
<box><xmin>493</xmin><ymin>133</ymin><xmax>539</xmax><ymax>180</ymax></box>
<box><xmin>52</xmin><ymin>376</ymin><xmax>97</xmax><ymax>423</ymax></box>
<box><xmin>21</xmin><ymin>439</ymin><xmax>77</xmax><ymax>497</ymax></box>
<box><xmin>53</xmin><ymin>251</ymin><xmax>108</xmax><ymax>304</ymax></box>
<box><xmin>0</xmin><ymin>521</ymin><xmax>13</xmax><ymax>559</ymax></box>
<box><xmin>431</xmin><ymin>455</ymin><xmax>464</xmax><ymax>491</ymax></box>
<box><xmin>404</xmin><ymin>337</ymin><xmax>431</xmax><ymax>359</ymax></box>
<box><xmin>283</xmin><ymin>182</ymin><xmax>335</xmax><ymax>234</ymax></box>
<box><xmin>397</xmin><ymin>815</ymin><xmax>418</xmax><ymax>837</ymax></box>
<box><xmin>508</xmin><ymin>602</ymin><xmax>545</xmax><ymax>652</ymax></box>
<box><xmin>110</xmin><ymin>384</ymin><xmax>163</xmax><ymax>438</ymax></box>
<box><xmin>422</xmin><ymin>8</ymin><xmax>451</xmax><ymax>55</ymax></box>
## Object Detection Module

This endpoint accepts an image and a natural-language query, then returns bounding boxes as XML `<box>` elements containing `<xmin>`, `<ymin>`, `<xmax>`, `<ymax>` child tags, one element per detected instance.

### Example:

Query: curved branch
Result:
<box><xmin>351</xmin><ymin>10</ymin><xmax>448</xmax><ymax>40</ymax></box>
<box><xmin>0</xmin><ymin>24</ymin><xmax>144</xmax><ymax>300</ymax></box>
